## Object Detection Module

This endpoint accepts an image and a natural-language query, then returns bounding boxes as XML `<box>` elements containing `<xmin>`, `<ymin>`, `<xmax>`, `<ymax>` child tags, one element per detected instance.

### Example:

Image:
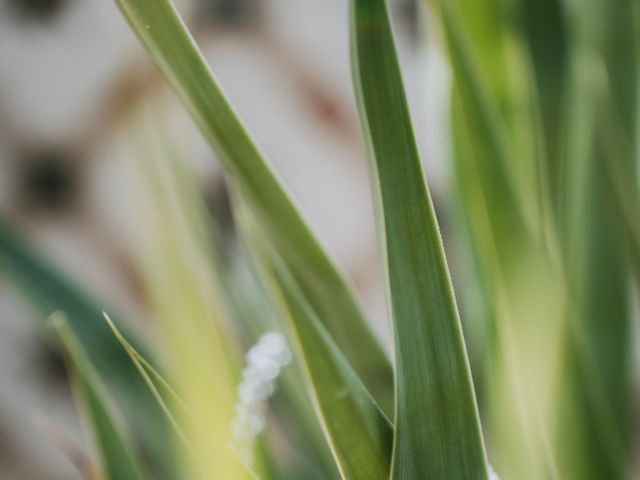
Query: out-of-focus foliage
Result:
<box><xmin>431</xmin><ymin>0</ymin><xmax>639</xmax><ymax>477</ymax></box>
<box><xmin>53</xmin><ymin>313</ymin><xmax>148</xmax><ymax>480</ymax></box>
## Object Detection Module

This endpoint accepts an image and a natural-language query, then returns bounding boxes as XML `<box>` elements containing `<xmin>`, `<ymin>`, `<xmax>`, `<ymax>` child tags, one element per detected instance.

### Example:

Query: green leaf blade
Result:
<box><xmin>272</xmin><ymin>258</ymin><xmax>393</xmax><ymax>480</ymax></box>
<box><xmin>350</xmin><ymin>0</ymin><xmax>488</xmax><ymax>478</ymax></box>
<box><xmin>0</xmin><ymin>218</ymin><xmax>179</xmax><ymax>478</ymax></box>
<box><xmin>238</xmin><ymin>208</ymin><xmax>393</xmax><ymax>480</ymax></box>
<box><xmin>434</xmin><ymin>0</ymin><xmax>530</xmax><ymax>254</ymax></box>
<box><xmin>0</xmin><ymin>219</ymin><xmax>129</xmax><ymax>367</ymax></box>
<box><xmin>112</xmin><ymin>0</ymin><xmax>393</xmax><ymax>415</ymax></box>
<box><xmin>54</xmin><ymin>315</ymin><xmax>147</xmax><ymax>480</ymax></box>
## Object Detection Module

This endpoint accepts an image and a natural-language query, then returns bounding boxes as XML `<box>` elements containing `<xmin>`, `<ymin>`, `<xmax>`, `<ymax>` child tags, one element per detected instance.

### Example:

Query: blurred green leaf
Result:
<box><xmin>237</xmin><ymin>205</ymin><xmax>392</xmax><ymax>479</ymax></box>
<box><xmin>113</xmin><ymin>0</ymin><xmax>393</xmax><ymax>416</ymax></box>
<box><xmin>223</xmin><ymin>234</ymin><xmax>342</xmax><ymax>480</ymax></box>
<box><xmin>53</xmin><ymin>313</ymin><xmax>147</xmax><ymax>480</ymax></box>
<box><xmin>0</xmin><ymin>217</ymin><xmax>178</xmax><ymax>478</ymax></box>
<box><xmin>555</xmin><ymin>2</ymin><xmax>637</xmax><ymax>474</ymax></box>
<box><xmin>272</xmin><ymin>257</ymin><xmax>393</xmax><ymax>480</ymax></box>
<box><xmin>103</xmin><ymin>312</ymin><xmax>195</xmax><ymax>453</ymax></box>
<box><xmin>350</xmin><ymin>1</ymin><xmax>487</xmax><ymax>477</ymax></box>
<box><xmin>128</xmin><ymin>116</ymin><xmax>248</xmax><ymax>480</ymax></box>
<box><xmin>432</xmin><ymin>0</ymin><xmax>530</xmax><ymax>250</ymax></box>
<box><xmin>432</xmin><ymin>0</ymin><xmax>569</xmax><ymax>476</ymax></box>
<box><xmin>0</xmin><ymin>218</ymin><xmax>132</xmax><ymax>368</ymax></box>
<box><xmin>521</xmin><ymin>0</ymin><xmax>567</xmax><ymax>211</ymax></box>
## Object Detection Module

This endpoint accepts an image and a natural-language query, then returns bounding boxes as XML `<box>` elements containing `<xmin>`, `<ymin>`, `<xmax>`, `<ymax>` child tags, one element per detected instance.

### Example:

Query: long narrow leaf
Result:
<box><xmin>0</xmin><ymin>218</ymin><xmax>132</xmax><ymax>369</ymax></box>
<box><xmin>521</xmin><ymin>0</ymin><xmax>567</xmax><ymax>211</ymax></box>
<box><xmin>103</xmin><ymin>312</ymin><xmax>194</xmax><ymax>454</ymax></box>
<box><xmin>111</xmin><ymin>0</ymin><xmax>393</xmax><ymax>414</ymax></box>
<box><xmin>128</xmin><ymin>116</ymin><xmax>247</xmax><ymax>480</ymax></box>
<box><xmin>350</xmin><ymin>1</ymin><xmax>487</xmax><ymax>477</ymax></box>
<box><xmin>0</xmin><ymin>218</ymin><xmax>178</xmax><ymax>478</ymax></box>
<box><xmin>53</xmin><ymin>314</ymin><xmax>147</xmax><ymax>480</ymax></box>
<box><xmin>435</xmin><ymin>1</ymin><xmax>568</xmax><ymax>475</ymax></box>
<box><xmin>272</xmin><ymin>258</ymin><xmax>393</xmax><ymax>480</ymax></box>
<box><xmin>555</xmin><ymin>5</ymin><xmax>636</xmax><ymax>474</ymax></box>
<box><xmin>432</xmin><ymin>0</ymin><xmax>529</xmax><ymax>249</ymax></box>
<box><xmin>236</xmin><ymin>204</ymin><xmax>392</xmax><ymax>479</ymax></box>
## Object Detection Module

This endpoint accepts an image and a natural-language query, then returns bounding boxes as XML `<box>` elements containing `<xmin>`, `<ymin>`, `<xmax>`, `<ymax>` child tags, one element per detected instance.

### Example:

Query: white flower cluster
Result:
<box><xmin>231</xmin><ymin>332</ymin><xmax>292</xmax><ymax>465</ymax></box>
<box><xmin>488</xmin><ymin>464</ymin><xmax>500</xmax><ymax>480</ymax></box>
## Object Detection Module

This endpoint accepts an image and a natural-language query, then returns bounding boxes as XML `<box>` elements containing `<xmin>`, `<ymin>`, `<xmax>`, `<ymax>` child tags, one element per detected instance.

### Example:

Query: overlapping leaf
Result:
<box><xmin>235</xmin><ymin>203</ymin><xmax>392</xmax><ymax>479</ymax></box>
<box><xmin>429</xmin><ymin>0</ymin><xmax>572</xmax><ymax>476</ymax></box>
<box><xmin>554</xmin><ymin>3</ymin><xmax>637</xmax><ymax>475</ymax></box>
<box><xmin>112</xmin><ymin>0</ymin><xmax>393</xmax><ymax>415</ymax></box>
<box><xmin>53</xmin><ymin>314</ymin><xmax>147</xmax><ymax>480</ymax></box>
<box><xmin>0</xmin><ymin>218</ymin><xmax>132</xmax><ymax>368</ymax></box>
<box><xmin>0</xmin><ymin>218</ymin><xmax>177</xmax><ymax>478</ymax></box>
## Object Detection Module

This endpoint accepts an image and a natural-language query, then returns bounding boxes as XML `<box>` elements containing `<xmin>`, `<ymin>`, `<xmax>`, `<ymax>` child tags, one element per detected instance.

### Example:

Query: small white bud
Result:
<box><xmin>231</xmin><ymin>331</ymin><xmax>292</xmax><ymax>467</ymax></box>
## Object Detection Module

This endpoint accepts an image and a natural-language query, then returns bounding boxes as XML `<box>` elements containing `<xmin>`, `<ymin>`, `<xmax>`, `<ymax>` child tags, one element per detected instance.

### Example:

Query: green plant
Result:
<box><xmin>1</xmin><ymin>0</ymin><xmax>637</xmax><ymax>478</ymax></box>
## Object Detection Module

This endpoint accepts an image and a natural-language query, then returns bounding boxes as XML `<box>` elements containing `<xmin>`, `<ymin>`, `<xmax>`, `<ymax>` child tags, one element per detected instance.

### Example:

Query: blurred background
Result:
<box><xmin>0</xmin><ymin>0</ymin><xmax>451</xmax><ymax>478</ymax></box>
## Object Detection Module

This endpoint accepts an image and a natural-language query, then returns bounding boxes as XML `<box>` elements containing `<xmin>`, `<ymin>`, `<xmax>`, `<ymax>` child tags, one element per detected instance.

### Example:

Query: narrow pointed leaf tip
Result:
<box><xmin>349</xmin><ymin>0</ymin><xmax>488</xmax><ymax>478</ymax></box>
<box><xmin>270</xmin><ymin>255</ymin><xmax>393</xmax><ymax>480</ymax></box>
<box><xmin>102</xmin><ymin>312</ymin><xmax>196</xmax><ymax>455</ymax></box>
<box><xmin>52</xmin><ymin>313</ymin><xmax>147</xmax><ymax>480</ymax></box>
<box><xmin>103</xmin><ymin>313</ymin><xmax>261</xmax><ymax>479</ymax></box>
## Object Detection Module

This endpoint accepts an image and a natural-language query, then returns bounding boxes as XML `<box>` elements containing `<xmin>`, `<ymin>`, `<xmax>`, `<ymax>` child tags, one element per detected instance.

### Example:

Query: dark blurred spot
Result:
<box><xmin>397</xmin><ymin>0</ymin><xmax>420</xmax><ymax>47</ymax></box>
<box><xmin>196</xmin><ymin>0</ymin><xmax>261</xmax><ymax>29</ymax></box>
<box><xmin>5</xmin><ymin>0</ymin><xmax>71</xmax><ymax>23</ymax></box>
<box><xmin>204</xmin><ymin>175</ymin><xmax>234</xmax><ymax>235</ymax></box>
<box><xmin>30</xmin><ymin>338</ymin><xmax>68</xmax><ymax>387</ymax></box>
<box><xmin>14</xmin><ymin>148</ymin><xmax>81</xmax><ymax>215</ymax></box>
